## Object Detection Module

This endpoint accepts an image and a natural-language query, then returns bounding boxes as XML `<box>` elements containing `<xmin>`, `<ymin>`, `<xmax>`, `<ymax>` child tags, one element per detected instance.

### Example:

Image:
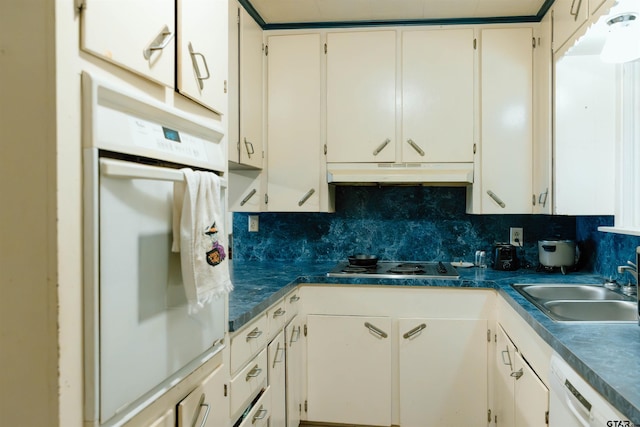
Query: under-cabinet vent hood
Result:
<box><xmin>326</xmin><ymin>163</ymin><xmax>474</xmax><ymax>185</ymax></box>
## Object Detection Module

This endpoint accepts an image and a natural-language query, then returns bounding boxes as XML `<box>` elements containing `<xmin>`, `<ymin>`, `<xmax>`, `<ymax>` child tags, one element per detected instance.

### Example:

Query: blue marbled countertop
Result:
<box><xmin>228</xmin><ymin>260</ymin><xmax>640</xmax><ymax>424</ymax></box>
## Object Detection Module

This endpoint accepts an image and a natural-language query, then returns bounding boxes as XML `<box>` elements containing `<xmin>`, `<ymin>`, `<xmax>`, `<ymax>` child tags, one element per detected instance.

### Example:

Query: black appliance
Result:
<box><xmin>327</xmin><ymin>261</ymin><xmax>459</xmax><ymax>279</ymax></box>
<box><xmin>493</xmin><ymin>243</ymin><xmax>519</xmax><ymax>271</ymax></box>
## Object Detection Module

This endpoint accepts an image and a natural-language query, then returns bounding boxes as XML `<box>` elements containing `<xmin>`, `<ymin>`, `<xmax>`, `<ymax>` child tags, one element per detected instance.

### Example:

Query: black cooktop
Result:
<box><xmin>327</xmin><ymin>261</ymin><xmax>460</xmax><ymax>279</ymax></box>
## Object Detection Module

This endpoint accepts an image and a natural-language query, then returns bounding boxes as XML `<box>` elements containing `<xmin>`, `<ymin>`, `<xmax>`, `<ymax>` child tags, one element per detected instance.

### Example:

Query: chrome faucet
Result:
<box><xmin>617</xmin><ymin>262</ymin><xmax>638</xmax><ymax>296</ymax></box>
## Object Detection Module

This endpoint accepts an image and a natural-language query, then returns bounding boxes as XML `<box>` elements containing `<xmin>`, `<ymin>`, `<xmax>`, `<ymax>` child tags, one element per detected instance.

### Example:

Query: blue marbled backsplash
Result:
<box><xmin>232</xmin><ymin>186</ymin><xmax>576</xmax><ymax>268</ymax></box>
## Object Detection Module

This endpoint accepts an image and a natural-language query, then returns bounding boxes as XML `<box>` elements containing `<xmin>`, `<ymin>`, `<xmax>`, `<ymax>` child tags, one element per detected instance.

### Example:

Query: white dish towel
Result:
<box><xmin>172</xmin><ymin>169</ymin><xmax>233</xmax><ymax>314</ymax></box>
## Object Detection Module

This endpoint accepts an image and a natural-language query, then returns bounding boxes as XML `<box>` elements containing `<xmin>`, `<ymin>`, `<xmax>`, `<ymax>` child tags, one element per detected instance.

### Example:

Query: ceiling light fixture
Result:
<box><xmin>600</xmin><ymin>12</ymin><xmax>640</xmax><ymax>63</ymax></box>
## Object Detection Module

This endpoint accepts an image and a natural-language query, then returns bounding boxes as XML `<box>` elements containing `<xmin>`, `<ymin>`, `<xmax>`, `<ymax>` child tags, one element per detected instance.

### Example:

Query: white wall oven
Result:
<box><xmin>82</xmin><ymin>72</ymin><xmax>228</xmax><ymax>426</ymax></box>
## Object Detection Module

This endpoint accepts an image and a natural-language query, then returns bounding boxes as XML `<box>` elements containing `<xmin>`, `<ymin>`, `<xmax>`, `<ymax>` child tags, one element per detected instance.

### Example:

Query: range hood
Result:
<box><xmin>326</xmin><ymin>162</ymin><xmax>474</xmax><ymax>185</ymax></box>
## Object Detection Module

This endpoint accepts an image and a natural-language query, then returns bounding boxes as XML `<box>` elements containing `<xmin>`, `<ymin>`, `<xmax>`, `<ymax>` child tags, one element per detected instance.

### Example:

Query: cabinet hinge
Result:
<box><xmin>487</xmin><ymin>329</ymin><xmax>491</xmax><ymax>342</ymax></box>
<box><xmin>532</xmin><ymin>194</ymin><xmax>536</xmax><ymax>206</ymax></box>
<box><xmin>324</xmin><ymin>144</ymin><xmax>327</xmax><ymax>155</ymax></box>
<box><xmin>224</xmin><ymin>384</ymin><xmax>228</xmax><ymax>397</ymax></box>
<box><xmin>532</xmin><ymin>37</ymin><xmax>537</xmax><ymax>48</ymax></box>
<box><xmin>495</xmin><ymin>414</ymin><xmax>498</xmax><ymax>424</ymax></box>
<box><xmin>324</xmin><ymin>43</ymin><xmax>327</xmax><ymax>54</ymax></box>
<box><xmin>473</xmin><ymin>143</ymin><xmax>477</xmax><ymax>154</ymax></box>
<box><xmin>265</xmin><ymin>194</ymin><xmax>269</xmax><ymax>205</ymax></box>
<box><xmin>304</xmin><ymin>324</ymin><xmax>308</xmax><ymax>336</ymax></box>
<box><xmin>305</xmin><ymin>400</ymin><xmax>308</xmax><ymax>412</ymax></box>
<box><xmin>76</xmin><ymin>0</ymin><xmax>86</xmax><ymax>11</ymax></box>
<box><xmin>473</xmin><ymin>38</ymin><xmax>477</xmax><ymax>49</ymax></box>
<box><xmin>264</xmin><ymin>44</ymin><xmax>268</xmax><ymax>56</ymax></box>
<box><xmin>224</xmin><ymin>80</ymin><xmax>228</xmax><ymax>94</ymax></box>
<box><xmin>488</xmin><ymin>409</ymin><xmax>492</xmax><ymax>422</ymax></box>
<box><xmin>237</xmin><ymin>7</ymin><xmax>240</xmax><ymax>23</ymax></box>
<box><xmin>545</xmin><ymin>410</ymin><xmax>549</xmax><ymax>424</ymax></box>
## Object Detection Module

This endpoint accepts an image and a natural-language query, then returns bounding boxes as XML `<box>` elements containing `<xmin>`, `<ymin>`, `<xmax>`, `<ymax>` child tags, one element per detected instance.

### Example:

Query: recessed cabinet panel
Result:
<box><xmin>266</xmin><ymin>34</ymin><xmax>324</xmax><ymax>212</ymax></box>
<box><xmin>306</xmin><ymin>314</ymin><xmax>392</xmax><ymax>426</ymax></box>
<box><xmin>479</xmin><ymin>27</ymin><xmax>533</xmax><ymax>214</ymax></box>
<box><xmin>177</xmin><ymin>0</ymin><xmax>228</xmax><ymax>114</ymax></box>
<box><xmin>81</xmin><ymin>0</ymin><xmax>175</xmax><ymax>86</ymax></box>
<box><xmin>326</xmin><ymin>31</ymin><xmax>397</xmax><ymax>163</ymax></box>
<box><xmin>398</xmin><ymin>317</ymin><xmax>488</xmax><ymax>427</ymax></box>
<box><xmin>402</xmin><ymin>29</ymin><xmax>475</xmax><ymax>163</ymax></box>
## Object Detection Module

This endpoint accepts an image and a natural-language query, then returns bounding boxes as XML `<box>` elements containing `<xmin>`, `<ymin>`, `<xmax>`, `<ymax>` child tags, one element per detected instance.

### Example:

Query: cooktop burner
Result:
<box><xmin>328</xmin><ymin>261</ymin><xmax>459</xmax><ymax>279</ymax></box>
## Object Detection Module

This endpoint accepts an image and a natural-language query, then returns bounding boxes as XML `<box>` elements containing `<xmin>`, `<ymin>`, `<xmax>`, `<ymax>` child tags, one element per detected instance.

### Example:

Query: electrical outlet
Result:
<box><xmin>510</xmin><ymin>227</ymin><xmax>523</xmax><ymax>246</ymax></box>
<box><xmin>248</xmin><ymin>215</ymin><xmax>259</xmax><ymax>232</ymax></box>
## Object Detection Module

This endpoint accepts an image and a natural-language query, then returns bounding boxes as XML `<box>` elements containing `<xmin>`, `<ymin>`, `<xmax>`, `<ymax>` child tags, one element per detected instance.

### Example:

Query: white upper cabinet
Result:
<box><xmin>177</xmin><ymin>0</ymin><xmax>228</xmax><ymax>114</ymax></box>
<box><xmin>266</xmin><ymin>33</ymin><xmax>332</xmax><ymax>212</ymax></box>
<box><xmin>401</xmin><ymin>29</ymin><xmax>475</xmax><ymax>163</ymax></box>
<box><xmin>326</xmin><ymin>31</ymin><xmax>397</xmax><ymax>163</ymax></box>
<box><xmin>80</xmin><ymin>0</ymin><xmax>175</xmax><ymax>86</ymax></box>
<box><xmin>470</xmin><ymin>27</ymin><xmax>534</xmax><ymax>214</ymax></box>
<box><xmin>552</xmin><ymin>0</ymin><xmax>590</xmax><ymax>52</ymax></box>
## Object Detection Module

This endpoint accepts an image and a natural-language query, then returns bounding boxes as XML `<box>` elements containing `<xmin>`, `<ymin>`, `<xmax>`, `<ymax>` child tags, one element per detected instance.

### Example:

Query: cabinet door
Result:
<box><xmin>266</xmin><ymin>34</ymin><xmax>323</xmax><ymax>211</ymax></box>
<box><xmin>306</xmin><ymin>314</ymin><xmax>392</xmax><ymax>426</ymax></box>
<box><xmin>80</xmin><ymin>0</ymin><xmax>174</xmax><ymax>86</ymax></box>
<box><xmin>239</xmin><ymin>7</ymin><xmax>264</xmax><ymax>168</ymax></box>
<box><xmin>402</xmin><ymin>29</ymin><xmax>474</xmax><ymax>163</ymax></box>
<box><xmin>513</xmin><ymin>352</ymin><xmax>549</xmax><ymax>427</ymax></box>
<box><xmin>285</xmin><ymin>316</ymin><xmax>303</xmax><ymax>427</ymax></box>
<box><xmin>552</xmin><ymin>0</ymin><xmax>589</xmax><ymax>52</ymax></box>
<box><xmin>479</xmin><ymin>28</ymin><xmax>533</xmax><ymax>214</ymax></box>
<box><xmin>177</xmin><ymin>363</ymin><xmax>229</xmax><ymax>427</ymax></box>
<box><xmin>398</xmin><ymin>318</ymin><xmax>488</xmax><ymax>427</ymax></box>
<box><xmin>228</xmin><ymin>170</ymin><xmax>265</xmax><ymax>212</ymax></box>
<box><xmin>268</xmin><ymin>330</ymin><xmax>286</xmax><ymax>427</ymax></box>
<box><xmin>495</xmin><ymin>326</ymin><xmax>517</xmax><ymax>427</ymax></box>
<box><xmin>177</xmin><ymin>0</ymin><xmax>228</xmax><ymax>114</ymax></box>
<box><xmin>326</xmin><ymin>31</ymin><xmax>397</xmax><ymax>163</ymax></box>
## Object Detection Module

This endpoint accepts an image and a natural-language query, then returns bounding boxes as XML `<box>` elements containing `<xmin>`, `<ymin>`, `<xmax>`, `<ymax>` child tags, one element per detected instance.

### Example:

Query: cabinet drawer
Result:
<box><xmin>237</xmin><ymin>387</ymin><xmax>271</xmax><ymax>427</ymax></box>
<box><xmin>267</xmin><ymin>300</ymin><xmax>287</xmax><ymax>339</ymax></box>
<box><xmin>230</xmin><ymin>348</ymin><xmax>268</xmax><ymax>417</ymax></box>
<box><xmin>177</xmin><ymin>363</ymin><xmax>228</xmax><ymax>427</ymax></box>
<box><xmin>285</xmin><ymin>289</ymin><xmax>301</xmax><ymax>319</ymax></box>
<box><xmin>231</xmin><ymin>313</ymin><xmax>268</xmax><ymax>374</ymax></box>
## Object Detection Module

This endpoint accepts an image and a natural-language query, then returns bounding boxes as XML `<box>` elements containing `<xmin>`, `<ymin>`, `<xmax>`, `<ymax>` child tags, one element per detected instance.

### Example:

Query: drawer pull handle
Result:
<box><xmin>246</xmin><ymin>365</ymin><xmax>262</xmax><ymax>381</ymax></box>
<box><xmin>289</xmin><ymin>295</ymin><xmax>300</xmax><ymax>303</ymax></box>
<box><xmin>364</xmin><ymin>322</ymin><xmax>388</xmax><ymax>339</ymax></box>
<box><xmin>407</xmin><ymin>139</ymin><xmax>425</xmax><ymax>156</ymax></box>
<box><xmin>510</xmin><ymin>368</ymin><xmax>524</xmax><ymax>380</ymax></box>
<box><xmin>240</xmin><ymin>188</ymin><xmax>257</xmax><ymax>206</ymax></box>
<box><xmin>402</xmin><ymin>323</ymin><xmax>426</xmax><ymax>339</ymax></box>
<box><xmin>273</xmin><ymin>308</ymin><xmax>286</xmax><ymax>318</ymax></box>
<box><xmin>487</xmin><ymin>190</ymin><xmax>506</xmax><ymax>208</ymax></box>
<box><xmin>298</xmin><ymin>188</ymin><xmax>315</xmax><ymax>206</ymax></box>
<box><xmin>273</xmin><ymin>342</ymin><xmax>285</xmax><ymax>367</ymax></box>
<box><xmin>143</xmin><ymin>25</ymin><xmax>174</xmax><ymax>60</ymax></box>
<box><xmin>372</xmin><ymin>138</ymin><xmax>391</xmax><ymax>156</ymax></box>
<box><xmin>193</xmin><ymin>394</ymin><xmax>210</xmax><ymax>427</ymax></box>
<box><xmin>252</xmin><ymin>406</ymin><xmax>268</xmax><ymax>424</ymax></box>
<box><xmin>246</xmin><ymin>327</ymin><xmax>262</xmax><ymax>342</ymax></box>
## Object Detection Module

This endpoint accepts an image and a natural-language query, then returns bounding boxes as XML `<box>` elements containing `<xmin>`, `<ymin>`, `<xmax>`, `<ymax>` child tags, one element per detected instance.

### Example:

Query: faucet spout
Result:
<box><xmin>617</xmin><ymin>265</ymin><xmax>638</xmax><ymax>282</ymax></box>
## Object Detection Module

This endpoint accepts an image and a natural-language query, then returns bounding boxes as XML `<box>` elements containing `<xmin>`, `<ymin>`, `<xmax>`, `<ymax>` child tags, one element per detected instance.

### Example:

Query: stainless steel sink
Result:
<box><xmin>512</xmin><ymin>283</ymin><xmax>638</xmax><ymax>323</ymax></box>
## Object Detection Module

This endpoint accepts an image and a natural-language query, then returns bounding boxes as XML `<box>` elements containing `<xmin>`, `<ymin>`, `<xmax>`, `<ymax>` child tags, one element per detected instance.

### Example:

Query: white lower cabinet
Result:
<box><xmin>230</xmin><ymin>348</ymin><xmax>268</xmax><ymax>418</ymax></box>
<box><xmin>285</xmin><ymin>315</ymin><xmax>304</xmax><ymax>427</ymax></box>
<box><xmin>495</xmin><ymin>325</ymin><xmax>549</xmax><ymax>426</ymax></box>
<box><xmin>398</xmin><ymin>318</ymin><xmax>488</xmax><ymax>427</ymax></box>
<box><xmin>268</xmin><ymin>330</ymin><xmax>287</xmax><ymax>426</ymax></box>
<box><xmin>177</xmin><ymin>362</ymin><xmax>229</xmax><ymax>427</ymax></box>
<box><xmin>306</xmin><ymin>314</ymin><xmax>392</xmax><ymax>426</ymax></box>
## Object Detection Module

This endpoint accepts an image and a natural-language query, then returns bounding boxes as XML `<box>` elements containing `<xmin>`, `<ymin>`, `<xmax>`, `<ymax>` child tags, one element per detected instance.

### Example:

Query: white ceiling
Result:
<box><xmin>247</xmin><ymin>0</ymin><xmax>550</xmax><ymax>26</ymax></box>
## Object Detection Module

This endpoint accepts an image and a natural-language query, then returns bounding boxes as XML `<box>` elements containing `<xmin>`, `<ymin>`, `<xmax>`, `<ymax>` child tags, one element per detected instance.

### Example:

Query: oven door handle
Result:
<box><xmin>100</xmin><ymin>158</ymin><xmax>227</xmax><ymax>188</ymax></box>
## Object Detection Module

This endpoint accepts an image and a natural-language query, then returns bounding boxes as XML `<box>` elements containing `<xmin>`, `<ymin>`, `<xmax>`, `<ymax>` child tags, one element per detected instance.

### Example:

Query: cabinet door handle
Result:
<box><xmin>510</xmin><ymin>368</ymin><xmax>524</xmax><ymax>380</ymax></box>
<box><xmin>372</xmin><ymin>138</ymin><xmax>391</xmax><ymax>156</ymax></box>
<box><xmin>501</xmin><ymin>349</ymin><xmax>512</xmax><ymax>367</ymax></box>
<box><xmin>245</xmin><ymin>365</ymin><xmax>263</xmax><ymax>381</ymax></box>
<box><xmin>402</xmin><ymin>323</ymin><xmax>426</xmax><ymax>339</ymax></box>
<box><xmin>244</xmin><ymin>138</ymin><xmax>255</xmax><ymax>158</ymax></box>
<box><xmin>143</xmin><ymin>25</ymin><xmax>174</xmax><ymax>60</ymax></box>
<box><xmin>290</xmin><ymin>325</ymin><xmax>301</xmax><ymax>345</ymax></box>
<box><xmin>273</xmin><ymin>308</ymin><xmax>286</xmax><ymax>318</ymax></box>
<box><xmin>406</xmin><ymin>139</ymin><xmax>425</xmax><ymax>156</ymax></box>
<box><xmin>188</xmin><ymin>42</ymin><xmax>211</xmax><ymax>90</ymax></box>
<box><xmin>364</xmin><ymin>322</ymin><xmax>388</xmax><ymax>339</ymax></box>
<box><xmin>487</xmin><ymin>190</ymin><xmax>506</xmax><ymax>208</ymax></box>
<box><xmin>193</xmin><ymin>394</ymin><xmax>211</xmax><ymax>427</ymax></box>
<box><xmin>272</xmin><ymin>342</ymin><xmax>285</xmax><ymax>367</ymax></box>
<box><xmin>252</xmin><ymin>406</ymin><xmax>268</xmax><ymax>424</ymax></box>
<box><xmin>240</xmin><ymin>189</ymin><xmax>257</xmax><ymax>206</ymax></box>
<box><xmin>569</xmin><ymin>0</ymin><xmax>583</xmax><ymax>20</ymax></box>
<box><xmin>246</xmin><ymin>327</ymin><xmax>263</xmax><ymax>342</ymax></box>
<box><xmin>289</xmin><ymin>294</ymin><xmax>300</xmax><ymax>303</ymax></box>
<box><xmin>538</xmin><ymin>188</ymin><xmax>549</xmax><ymax>207</ymax></box>
<box><xmin>298</xmin><ymin>188</ymin><xmax>315</xmax><ymax>206</ymax></box>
